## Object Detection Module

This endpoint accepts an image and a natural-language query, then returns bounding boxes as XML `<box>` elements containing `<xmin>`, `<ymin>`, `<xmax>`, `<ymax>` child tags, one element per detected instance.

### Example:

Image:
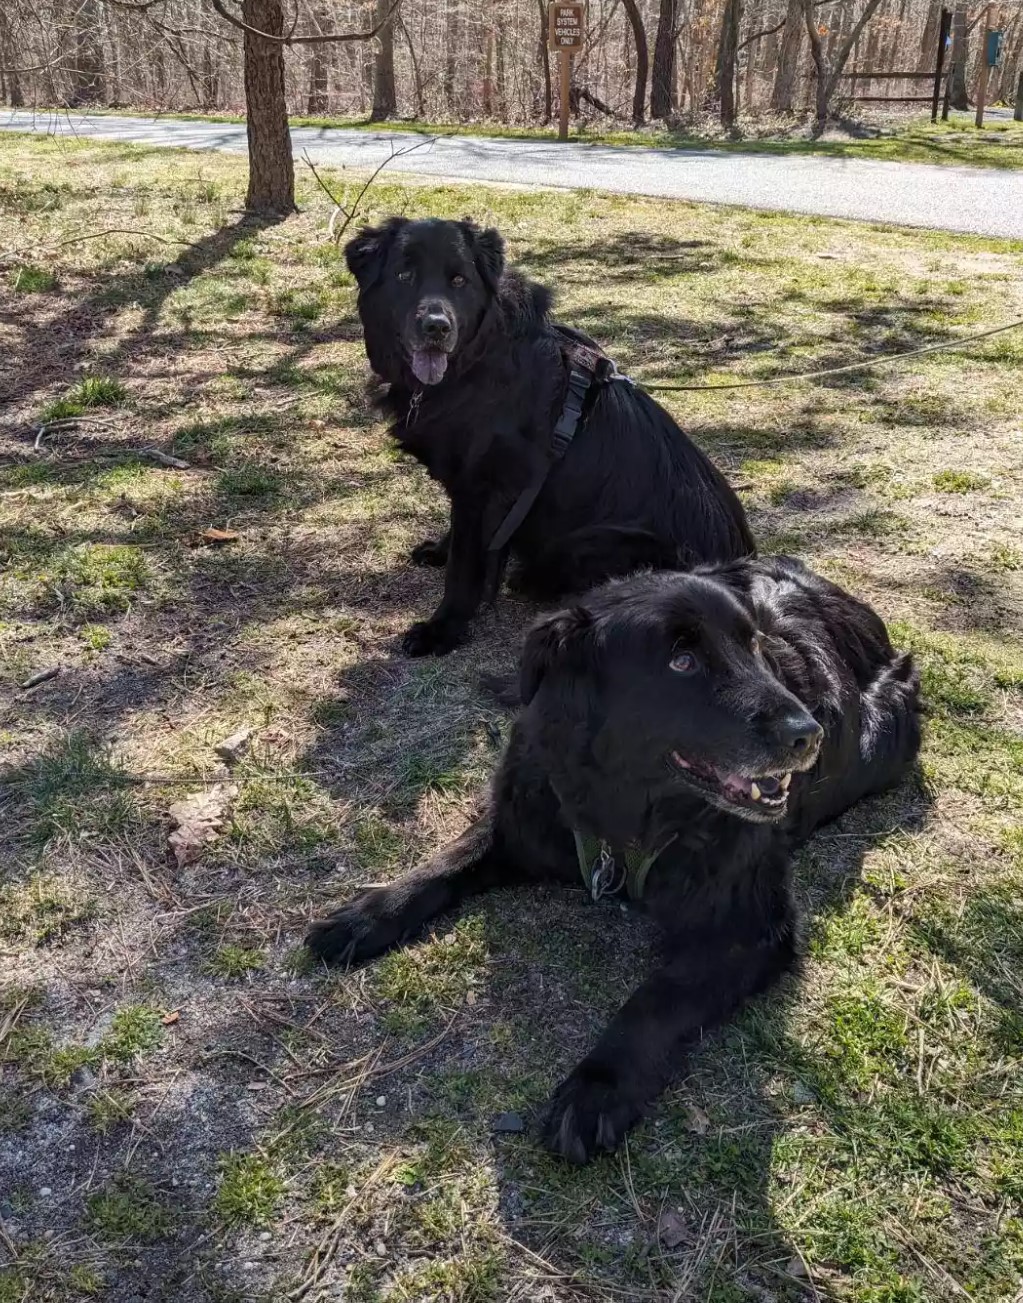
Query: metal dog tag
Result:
<box><xmin>590</xmin><ymin>844</ymin><xmax>620</xmax><ymax>902</ymax></box>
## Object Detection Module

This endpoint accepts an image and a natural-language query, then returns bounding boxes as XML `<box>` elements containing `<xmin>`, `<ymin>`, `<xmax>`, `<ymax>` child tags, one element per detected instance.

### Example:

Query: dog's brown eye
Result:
<box><xmin>669</xmin><ymin>650</ymin><xmax>698</xmax><ymax>675</ymax></box>
<box><xmin>451</xmin><ymin>274</ymin><xmax>466</xmax><ymax>287</ymax></box>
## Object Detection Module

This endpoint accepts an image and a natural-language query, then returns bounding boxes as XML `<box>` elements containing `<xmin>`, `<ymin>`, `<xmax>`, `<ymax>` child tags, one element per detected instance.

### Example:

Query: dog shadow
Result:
<box><xmin>453</xmin><ymin>768</ymin><xmax>933</xmax><ymax>1299</ymax></box>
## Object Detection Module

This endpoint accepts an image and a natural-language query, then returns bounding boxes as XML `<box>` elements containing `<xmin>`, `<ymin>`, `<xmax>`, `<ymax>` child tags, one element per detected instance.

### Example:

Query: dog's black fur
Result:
<box><xmin>345</xmin><ymin>216</ymin><xmax>755</xmax><ymax>656</ymax></box>
<box><xmin>307</xmin><ymin>556</ymin><xmax>922</xmax><ymax>1161</ymax></box>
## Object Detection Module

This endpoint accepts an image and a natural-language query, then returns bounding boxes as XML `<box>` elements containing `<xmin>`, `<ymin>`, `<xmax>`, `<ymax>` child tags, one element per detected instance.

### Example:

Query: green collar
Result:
<box><xmin>572</xmin><ymin>829</ymin><xmax>677</xmax><ymax>903</ymax></box>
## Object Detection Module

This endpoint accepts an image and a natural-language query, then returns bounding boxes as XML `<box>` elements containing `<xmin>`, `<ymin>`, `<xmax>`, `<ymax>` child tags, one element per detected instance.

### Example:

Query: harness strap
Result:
<box><xmin>487</xmin><ymin>362</ymin><xmax>595</xmax><ymax>554</ymax></box>
<box><xmin>573</xmin><ymin>829</ymin><xmax>677</xmax><ymax>903</ymax></box>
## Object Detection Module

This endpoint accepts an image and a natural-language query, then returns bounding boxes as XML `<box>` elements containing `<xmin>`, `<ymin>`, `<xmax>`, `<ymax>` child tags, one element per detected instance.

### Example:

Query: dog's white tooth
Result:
<box><xmin>750</xmin><ymin>782</ymin><xmax>762</xmax><ymax>802</ymax></box>
<box><xmin>780</xmin><ymin>773</ymin><xmax>791</xmax><ymax>790</ymax></box>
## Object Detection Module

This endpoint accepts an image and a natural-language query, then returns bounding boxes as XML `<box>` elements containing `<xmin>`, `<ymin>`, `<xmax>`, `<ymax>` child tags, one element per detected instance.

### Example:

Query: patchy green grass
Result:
<box><xmin>0</xmin><ymin>132</ymin><xmax>1021</xmax><ymax>1303</ymax></box>
<box><xmin>85</xmin><ymin>1177</ymin><xmax>174</xmax><ymax>1242</ymax></box>
<box><xmin>9</xmin><ymin>262</ymin><xmax>57</xmax><ymax>292</ymax></box>
<box><xmin>933</xmin><ymin>468</ymin><xmax>992</xmax><ymax>493</ymax></box>
<box><xmin>40</xmin><ymin>375</ymin><xmax>127</xmax><ymax>422</ymax></box>
<box><xmin>214</xmin><ymin>1153</ymin><xmax>286</xmax><ymax>1227</ymax></box>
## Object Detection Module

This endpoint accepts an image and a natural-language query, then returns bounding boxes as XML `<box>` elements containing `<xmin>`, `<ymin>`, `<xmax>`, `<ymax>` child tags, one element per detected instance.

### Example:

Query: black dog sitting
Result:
<box><xmin>307</xmin><ymin>556</ymin><xmax>922</xmax><ymax>1161</ymax></box>
<box><xmin>344</xmin><ymin>216</ymin><xmax>755</xmax><ymax>656</ymax></box>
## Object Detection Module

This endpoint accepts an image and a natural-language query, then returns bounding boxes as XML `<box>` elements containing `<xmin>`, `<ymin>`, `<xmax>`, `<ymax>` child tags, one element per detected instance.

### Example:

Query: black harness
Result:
<box><xmin>487</xmin><ymin>338</ymin><xmax>634</xmax><ymax>555</ymax></box>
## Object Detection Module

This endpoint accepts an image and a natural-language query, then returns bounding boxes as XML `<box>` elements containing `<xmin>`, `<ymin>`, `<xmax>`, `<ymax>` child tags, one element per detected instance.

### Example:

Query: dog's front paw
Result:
<box><xmin>542</xmin><ymin>1063</ymin><xmax>642</xmax><ymax>1163</ymax></box>
<box><xmin>305</xmin><ymin>892</ymin><xmax>399</xmax><ymax>967</ymax></box>
<box><xmin>410</xmin><ymin>537</ymin><xmax>448</xmax><ymax>567</ymax></box>
<box><xmin>402</xmin><ymin>618</ymin><xmax>468</xmax><ymax>657</ymax></box>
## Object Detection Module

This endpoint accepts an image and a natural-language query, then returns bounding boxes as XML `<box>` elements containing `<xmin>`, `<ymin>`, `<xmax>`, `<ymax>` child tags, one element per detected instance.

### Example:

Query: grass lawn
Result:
<box><xmin>1</xmin><ymin>133</ymin><xmax>1023</xmax><ymax>1302</ymax></box>
<box><xmin>41</xmin><ymin>104</ymin><xmax>1023</xmax><ymax>170</ymax></box>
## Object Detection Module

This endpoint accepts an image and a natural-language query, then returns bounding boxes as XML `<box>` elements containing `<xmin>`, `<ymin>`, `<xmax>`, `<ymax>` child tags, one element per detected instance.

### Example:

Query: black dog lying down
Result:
<box><xmin>307</xmin><ymin>557</ymin><xmax>921</xmax><ymax>1161</ymax></box>
<box><xmin>345</xmin><ymin>216</ymin><xmax>755</xmax><ymax>656</ymax></box>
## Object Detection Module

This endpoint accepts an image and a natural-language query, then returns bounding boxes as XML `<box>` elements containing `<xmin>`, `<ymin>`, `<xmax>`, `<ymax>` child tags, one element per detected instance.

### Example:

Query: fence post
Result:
<box><xmin>1015</xmin><ymin>69</ymin><xmax>1023</xmax><ymax>122</ymax></box>
<box><xmin>975</xmin><ymin>4</ymin><xmax>993</xmax><ymax>128</ymax></box>
<box><xmin>932</xmin><ymin>8</ymin><xmax>952</xmax><ymax>123</ymax></box>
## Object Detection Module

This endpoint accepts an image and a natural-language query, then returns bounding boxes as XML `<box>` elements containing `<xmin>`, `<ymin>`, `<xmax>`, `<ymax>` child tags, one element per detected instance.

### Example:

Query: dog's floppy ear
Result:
<box><xmin>520</xmin><ymin>607</ymin><xmax>593</xmax><ymax>705</ymax></box>
<box><xmin>461</xmin><ymin>221</ymin><xmax>505</xmax><ymax>293</ymax></box>
<box><xmin>345</xmin><ymin>217</ymin><xmax>406</xmax><ymax>289</ymax></box>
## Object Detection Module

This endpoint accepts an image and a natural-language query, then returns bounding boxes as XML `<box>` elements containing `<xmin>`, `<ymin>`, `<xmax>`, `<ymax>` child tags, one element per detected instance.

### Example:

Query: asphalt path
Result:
<box><xmin>2</xmin><ymin>108</ymin><xmax>1021</xmax><ymax>238</ymax></box>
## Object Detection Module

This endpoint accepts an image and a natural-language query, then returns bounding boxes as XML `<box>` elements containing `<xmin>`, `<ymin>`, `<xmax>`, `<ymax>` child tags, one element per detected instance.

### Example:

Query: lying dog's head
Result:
<box><xmin>520</xmin><ymin>571</ymin><xmax>824</xmax><ymax>825</ymax></box>
<box><xmin>345</xmin><ymin>217</ymin><xmax>505</xmax><ymax>387</ymax></box>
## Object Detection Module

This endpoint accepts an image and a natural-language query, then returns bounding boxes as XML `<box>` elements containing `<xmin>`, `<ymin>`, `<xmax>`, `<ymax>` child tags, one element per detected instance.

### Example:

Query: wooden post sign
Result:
<box><xmin>548</xmin><ymin>2</ymin><xmax>585</xmax><ymax>141</ymax></box>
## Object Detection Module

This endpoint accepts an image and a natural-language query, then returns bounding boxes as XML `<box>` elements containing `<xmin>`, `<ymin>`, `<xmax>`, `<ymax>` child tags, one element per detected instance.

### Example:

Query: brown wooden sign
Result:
<box><xmin>548</xmin><ymin>2</ymin><xmax>585</xmax><ymax>52</ymax></box>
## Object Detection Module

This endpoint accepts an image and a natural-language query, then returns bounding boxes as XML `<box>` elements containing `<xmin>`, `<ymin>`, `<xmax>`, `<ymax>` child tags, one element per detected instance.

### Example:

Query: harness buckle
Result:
<box><xmin>589</xmin><ymin>842</ymin><xmax>624</xmax><ymax>903</ymax></box>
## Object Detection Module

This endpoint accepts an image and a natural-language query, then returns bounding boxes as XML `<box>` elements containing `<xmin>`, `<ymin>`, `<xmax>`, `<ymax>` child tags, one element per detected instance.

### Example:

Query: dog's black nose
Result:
<box><xmin>421</xmin><ymin>312</ymin><xmax>452</xmax><ymax>342</ymax></box>
<box><xmin>774</xmin><ymin>715</ymin><xmax>823</xmax><ymax>757</ymax></box>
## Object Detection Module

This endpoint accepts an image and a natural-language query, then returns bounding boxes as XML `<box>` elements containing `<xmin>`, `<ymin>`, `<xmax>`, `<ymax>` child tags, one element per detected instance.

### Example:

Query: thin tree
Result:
<box><xmin>771</xmin><ymin>0</ymin><xmax>805</xmax><ymax>111</ymax></box>
<box><xmin>949</xmin><ymin>7</ymin><xmax>968</xmax><ymax>109</ymax></box>
<box><xmin>370</xmin><ymin>0</ymin><xmax>396</xmax><ymax>120</ymax></box>
<box><xmin>650</xmin><ymin>0</ymin><xmax>678</xmax><ymax>119</ymax></box>
<box><xmin>716</xmin><ymin>0</ymin><xmax>742</xmax><ymax>127</ymax></box>
<box><xmin>209</xmin><ymin>0</ymin><xmax>404</xmax><ymax>213</ymax></box>
<box><xmin>621</xmin><ymin>0</ymin><xmax>649</xmax><ymax>125</ymax></box>
<box><xmin>803</xmin><ymin>0</ymin><xmax>884</xmax><ymax>129</ymax></box>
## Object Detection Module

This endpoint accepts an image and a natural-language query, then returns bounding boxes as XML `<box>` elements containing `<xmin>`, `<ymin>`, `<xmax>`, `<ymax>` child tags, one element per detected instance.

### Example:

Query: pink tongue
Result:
<box><xmin>411</xmin><ymin>349</ymin><xmax>448</xmax><ymax>386</ymax></box>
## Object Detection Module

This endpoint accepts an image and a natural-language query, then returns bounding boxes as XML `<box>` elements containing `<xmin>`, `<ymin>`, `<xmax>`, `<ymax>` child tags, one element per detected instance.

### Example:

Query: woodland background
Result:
<box><xmin>2</xmin><ymin>0</ymin><xmax>1021</xmax><ymax>132</ymax></box>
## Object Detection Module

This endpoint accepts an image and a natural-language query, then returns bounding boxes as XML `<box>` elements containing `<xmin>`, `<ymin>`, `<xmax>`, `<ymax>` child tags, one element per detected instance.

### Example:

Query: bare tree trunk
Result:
<box><xmin>201</xmin><ymin>44</ymin><xmax>219</xmax><ymax>110</ymax></box>
<box><xmin>483</xmin><ymin>24</ymin><xmax>494</xmax><ymax>115</ymax></box>
<box><xmin>804</xmin><ymin>0</ymin><xmax>884</xmax><ymax>128</ymax></box>
<box><xmin>716</xmin><ymin>0</ymin><xmax>741</xmax><ymax>127</ymax></box>
<box><xmin>621</xmin><ymin>0</ymin><xmax>649</xmax><ymax>124</ymax></box>
<box><xmin>69</xmin><ymin>0</ymin><xmax>107</xmax><ymax>106</ymax></box>
<box><xmin>537</xmin><ymin>0</ymin><xmax>552</xmax><ymax>122</ymax></box>
<box><xmin>242</xmin><ymin>0</ymin><xmax>295</xmax><ymax>213</ymax></box>
<box><xmin>0</xmin><ymin>9</ymin><xmax>24</xmax><ymax>107</ymax></box>
<box><xmin>917</xmin><ymin>1</ymin><xmax>941</xmax><ymax>72</ymax></box>
<box><xmin>370</xmin><ymin>0</ymin><xmax>397</xmax><ymax>120</ymax></box>
<box><xmin>650</xmin><ymin>0</ymin><xmax>678</xmax><ymax>119</ymax></box>
<box><xmin>444</xmin><ymin>0</ymin><xmax>459</xmax><ymax>111</ymax></box>
<box><xmin>950</xmin><ymin>8</ymin><xmax>968</xmax><ymax>109</ymax></box>
<box><xmin>306</xmin><ymin>8</ymin><xmax>329</xmax><ymax>114</ymax></box>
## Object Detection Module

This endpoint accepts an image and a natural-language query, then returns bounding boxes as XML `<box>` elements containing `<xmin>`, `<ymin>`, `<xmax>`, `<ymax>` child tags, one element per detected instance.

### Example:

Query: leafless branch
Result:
<box><xmin>303</xmin><ymin>135</ymin><xmax>437</xmax><ymax>245</ymax></box>
<box><xmin>207</xmin><ymin>0</ymin><xmax>403</xmax><ymax>46</ymax></box>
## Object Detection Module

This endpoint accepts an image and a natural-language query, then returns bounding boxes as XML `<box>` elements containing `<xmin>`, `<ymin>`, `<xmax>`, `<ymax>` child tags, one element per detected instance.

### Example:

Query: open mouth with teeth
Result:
<box><xmin>670</xmin><ymin>750</ymin><xmax>792</xmax><ymax>818</ymax></box>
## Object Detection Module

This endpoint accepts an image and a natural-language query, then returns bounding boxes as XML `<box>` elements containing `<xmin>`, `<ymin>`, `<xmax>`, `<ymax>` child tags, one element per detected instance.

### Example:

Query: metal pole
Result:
<box><xmin>559</xmin><ymin>49</ymin><xmax>570</xmax><ymax>141</ymax></box>
<box><xmin>932</xmin><ymin>8</ymin><xmax>951</xmax><ymax>122</ymax></box>
<box><xmin>975</xmin><ymin>4</ymin><xmax>993</xmax><ymax>128</ymax></box>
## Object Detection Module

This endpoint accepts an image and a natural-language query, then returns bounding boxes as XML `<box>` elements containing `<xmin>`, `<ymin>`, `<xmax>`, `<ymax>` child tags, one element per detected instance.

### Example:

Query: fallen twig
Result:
<box><xmin>20</xmin><ymin>666</ymin><xmax>61</xmax><ymax>690</ymax></box>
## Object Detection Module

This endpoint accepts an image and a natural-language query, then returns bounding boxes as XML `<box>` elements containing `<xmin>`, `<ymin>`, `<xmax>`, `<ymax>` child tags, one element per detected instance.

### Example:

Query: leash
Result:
<box><xmin>473</xmin><ymin>315</ymin><xmax>1023</xmax><ymax>557</ymax></box>
<box><xmin>487</xmin><ymin>336</ymin><xmax>636</xmax><ymax>555</ymax></box>
<box><xmin>637</xmin><ymin>317</ymin><xmax>1023</xmax><ymax>393</ymax></box>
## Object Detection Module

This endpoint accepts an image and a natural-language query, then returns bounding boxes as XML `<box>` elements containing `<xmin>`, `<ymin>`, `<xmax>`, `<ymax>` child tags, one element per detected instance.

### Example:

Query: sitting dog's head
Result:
<box><xmin>520</xmin><ymin>571</ymin><xmax>824</xmax><ymax>825</ymax></box>
<box><xmin>345</xmin><ymin>217</ymin><xmax>505</xmax><ymax>387</ymax></box>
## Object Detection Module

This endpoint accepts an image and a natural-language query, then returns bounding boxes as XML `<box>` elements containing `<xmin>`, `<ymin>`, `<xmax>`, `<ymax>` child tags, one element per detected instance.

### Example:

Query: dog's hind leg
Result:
<box><xmin>305</xmin><ymin>816</ymin><xmax>509</xmax><ymax>966</ymax></box>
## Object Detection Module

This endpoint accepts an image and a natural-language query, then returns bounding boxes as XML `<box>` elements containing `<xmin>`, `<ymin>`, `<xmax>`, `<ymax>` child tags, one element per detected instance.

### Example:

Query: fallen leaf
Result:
<box><xmin>167</xmin><ymin>784</ymin><xmax>237</xmax><ymax>867</ymax></box>
<box><xmin>196</xmin><ymin>528</ymin><xmax>240</xmax><ymax>546</ymax></box>
<box><xmin>161</xmin><ymin>1010</ymin><xmax>180</xmax><ymax>1026</ymax></box>
<box><xmin>685</xmin><ymin>1105</ymin><xmax>711</xmax><ymax>1136</ymax></box>
<box><xmin>657</xmin><ymin>1208</ymin><xmax>687</xmax><ymax>1249</ymax></box>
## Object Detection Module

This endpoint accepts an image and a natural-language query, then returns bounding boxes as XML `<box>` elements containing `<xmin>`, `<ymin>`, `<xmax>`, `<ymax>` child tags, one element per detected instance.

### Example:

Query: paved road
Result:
<box><xmin>3</xmin><ymin>108</ymin><xmax>1021</xmax><ymax>238</ymax></box>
